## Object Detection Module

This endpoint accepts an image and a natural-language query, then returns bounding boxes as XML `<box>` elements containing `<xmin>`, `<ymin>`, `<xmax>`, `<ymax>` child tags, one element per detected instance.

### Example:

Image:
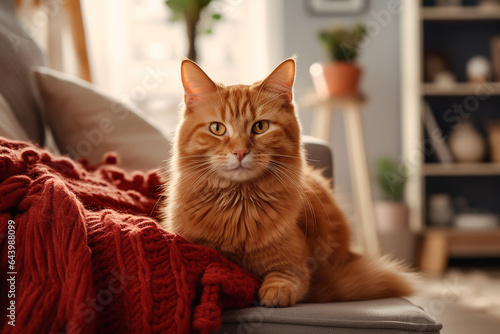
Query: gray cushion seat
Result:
<box><xmin>219</xmin><ymin>298</ymin><xmax>442</xmax><ymax>333</ymax></box>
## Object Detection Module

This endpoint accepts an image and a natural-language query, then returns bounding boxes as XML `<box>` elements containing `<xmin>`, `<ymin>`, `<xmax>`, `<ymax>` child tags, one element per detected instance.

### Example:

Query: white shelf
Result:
<box><xmin>424</xmin><ymin>163</ymin><xmax>500</xmax><ymax>176</ymax></box>
<box><xmin>422</xmin><ymin>6</ymin><xmax>500</xmax><ymax>20</ymax></box>
<box><xmin>422</xmin><ymin>82</ymin><xmax>500</xmax><ymax>96</ymax></box>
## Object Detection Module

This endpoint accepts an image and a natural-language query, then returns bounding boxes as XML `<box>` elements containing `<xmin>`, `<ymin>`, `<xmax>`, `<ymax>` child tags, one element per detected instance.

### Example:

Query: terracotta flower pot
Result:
<box><xmin>310</xmin><ymin>61</ymin><xmax>362</xmax><ymax>97</ymax></box>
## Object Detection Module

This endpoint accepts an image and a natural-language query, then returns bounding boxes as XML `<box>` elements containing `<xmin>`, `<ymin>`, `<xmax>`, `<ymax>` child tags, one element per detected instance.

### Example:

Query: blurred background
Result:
<box><xmin>8</xmin><ymin>0</ymin><xmax>500</xmax><ymax>332</ymax></box>
<box><xmin>19</xmin><ymin>0</ymin><xmax>403</xmax><ymax>214</ymax></box>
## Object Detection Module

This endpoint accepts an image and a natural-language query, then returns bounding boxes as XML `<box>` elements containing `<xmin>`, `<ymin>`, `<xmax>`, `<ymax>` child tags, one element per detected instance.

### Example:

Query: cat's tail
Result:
<box><xmin>308</xmin><ymin>252</ymin><xmax>416</xmax><ymax>302</ymax></box>
<box><xmin>335</xmin><ymin>253</ymin><xmax>416</xmax><ymax>301</ymax></box>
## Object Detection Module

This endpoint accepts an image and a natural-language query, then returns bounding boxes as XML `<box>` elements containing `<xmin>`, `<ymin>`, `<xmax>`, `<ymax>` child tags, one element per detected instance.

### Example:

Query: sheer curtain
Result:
<box><xmin>82</xmin><ymin>0</ymin><xmax>283</xmax><ymax>134</ymax></box>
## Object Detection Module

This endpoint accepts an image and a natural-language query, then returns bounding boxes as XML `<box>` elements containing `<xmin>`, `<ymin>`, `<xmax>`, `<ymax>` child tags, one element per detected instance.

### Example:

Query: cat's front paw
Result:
<box><xmin>259</xmin><ymin>283</ymin><xmax>297</xmax><ymax>307</ymax></box>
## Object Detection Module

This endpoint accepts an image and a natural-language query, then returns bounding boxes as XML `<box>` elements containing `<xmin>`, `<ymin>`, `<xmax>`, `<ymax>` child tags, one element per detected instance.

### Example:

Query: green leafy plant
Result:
<box><xmin>318</xmin><ymin>23</ymin><xmax>367</xmax><ymax>62</ymax></box>
<box><xmin>165</xmin><ymin>0</ymin><xmax>222</xmax><ymax>62</ymax></box>
<box><xmin>375</xmin><ymin>157</ymin><xmax>408</xmax><ymax>202</ymax></box>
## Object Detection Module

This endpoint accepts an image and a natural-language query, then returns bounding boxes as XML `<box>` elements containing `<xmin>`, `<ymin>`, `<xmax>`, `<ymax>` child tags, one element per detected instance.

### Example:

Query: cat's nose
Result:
<box><xmin>232</xmin><ymin>149</ymin><xmax>249</xmax><ymax>162</ymax></box>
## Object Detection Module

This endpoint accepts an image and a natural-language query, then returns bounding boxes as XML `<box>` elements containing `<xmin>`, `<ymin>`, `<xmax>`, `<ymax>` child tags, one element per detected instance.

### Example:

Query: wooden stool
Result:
<box><xmin>304</xmin><ymin>93</ymin><xmax>381</xmax><ymax>257</ymax></box>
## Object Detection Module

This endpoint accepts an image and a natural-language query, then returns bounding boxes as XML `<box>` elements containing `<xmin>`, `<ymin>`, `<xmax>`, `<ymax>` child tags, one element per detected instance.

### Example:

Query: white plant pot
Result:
<box><xmin>375</xmin><ymin>201</ymin><xmax>416</xmax><ymax>267</ymax></box>
<box><xmin>379</xmin><ymin>230</ymin><xmax>417</xmax><ymax>268</ymax></box>
<box><xmin>374</xmin><ymin>201</ymin><xmax>409</xmax><ymax>233</ymax></box>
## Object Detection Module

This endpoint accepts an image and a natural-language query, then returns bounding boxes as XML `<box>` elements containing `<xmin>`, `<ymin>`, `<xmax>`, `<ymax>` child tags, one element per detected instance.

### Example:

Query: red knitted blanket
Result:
<box><xmin>0</xmin><ymin>137</ymin><xmax>260</xmax><ymax>334</ymax></box>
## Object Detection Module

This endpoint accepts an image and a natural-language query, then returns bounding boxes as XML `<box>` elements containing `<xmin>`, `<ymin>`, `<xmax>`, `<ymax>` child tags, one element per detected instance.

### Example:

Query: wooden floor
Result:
<box><xmin>410</xmin><ymin>269</ymin><xmax>500</xmax><ymax>334</ymax></box>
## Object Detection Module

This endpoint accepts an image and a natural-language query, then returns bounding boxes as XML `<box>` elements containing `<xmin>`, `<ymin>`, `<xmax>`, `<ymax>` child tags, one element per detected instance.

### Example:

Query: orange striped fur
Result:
<box><xmin>160</xmin><ymin>58</ymin><xmax>413</xmax><ymax>307</ymax></box>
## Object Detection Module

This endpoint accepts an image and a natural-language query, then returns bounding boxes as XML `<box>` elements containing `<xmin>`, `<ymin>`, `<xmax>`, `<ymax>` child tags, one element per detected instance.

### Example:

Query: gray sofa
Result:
<box><xmin>0</xmin><ymin>1</ymin><xmax>441</xmax><ymax>333</ymax></box>
<box><xmin>219</xmin><ymin>298</ymin><xmax>441</xmax><ymax>333</ymax></box>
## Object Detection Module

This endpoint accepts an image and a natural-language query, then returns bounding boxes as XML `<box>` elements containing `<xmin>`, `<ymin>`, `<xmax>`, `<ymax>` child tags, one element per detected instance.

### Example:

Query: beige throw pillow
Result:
<box><xmin>34</xmin><ymin>67</ymin><xmax>171</xmax><ymax>171</ymax></box>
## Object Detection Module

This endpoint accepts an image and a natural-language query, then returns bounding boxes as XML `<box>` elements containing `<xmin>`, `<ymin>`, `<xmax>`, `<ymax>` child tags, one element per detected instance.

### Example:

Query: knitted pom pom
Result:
<box><xmin>21</xmin><ymin>149</ymin><xmax>40</xmax><ymax>166</ymax></box>
<box><xmin>104</xmin><ymin>152</ymin><xmax>119</xmax><ymax>165</ymax></box>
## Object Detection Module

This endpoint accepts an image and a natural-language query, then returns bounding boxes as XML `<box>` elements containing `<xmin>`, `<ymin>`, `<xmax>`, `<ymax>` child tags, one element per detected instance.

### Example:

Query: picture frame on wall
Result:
<box><xmin>306</xmin><ymin>0</ymin><xmax>368</xmax><ymax>16</ymax></box>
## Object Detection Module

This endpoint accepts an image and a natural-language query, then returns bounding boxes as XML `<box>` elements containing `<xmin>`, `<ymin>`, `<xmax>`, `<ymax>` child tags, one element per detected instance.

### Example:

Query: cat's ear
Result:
<box><xmin>260</xmin><ymin>58</ymin><xmax>296</xmax><ymax>101</ymax></box>
<box><xmin>181</xmin><ymin>59</ymin><xmax>217</xmax><ymax>106</ymax></box>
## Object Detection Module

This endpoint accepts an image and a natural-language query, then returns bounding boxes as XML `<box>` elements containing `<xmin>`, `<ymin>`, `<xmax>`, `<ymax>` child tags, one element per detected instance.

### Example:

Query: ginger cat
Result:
<box><xmin>160</xmin><ymin>58</ymin><xmax>413</xmax><ymax>307</ymax></box>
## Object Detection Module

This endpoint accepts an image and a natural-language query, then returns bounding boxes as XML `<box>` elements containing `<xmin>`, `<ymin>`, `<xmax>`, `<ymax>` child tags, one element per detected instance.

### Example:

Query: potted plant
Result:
<box><xmin>374</xmin><ymin>157</ymin><xmax>409</xmax><ymax>233</ymax></box>
<box><xmin>374</xmin><ymin>157</ymin><xmax>416</xmax><ymax>266</ymax></box>
<box><xmin>165</xmin><ymin>0</ymin><xmax>222</xmax><ymax>62</ymax></box>
<box><xmin>310</xmin><ymin>23</ymin><xmax>367</xmax><ymax>97</ymax></box>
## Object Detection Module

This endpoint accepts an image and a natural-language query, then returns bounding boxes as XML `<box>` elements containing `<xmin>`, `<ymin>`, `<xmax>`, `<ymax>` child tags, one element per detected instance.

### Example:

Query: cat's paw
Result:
<box><xmin>259</xmin><ymin>284</ymin><xmax>297</xmax><ymax>307</ymax></box>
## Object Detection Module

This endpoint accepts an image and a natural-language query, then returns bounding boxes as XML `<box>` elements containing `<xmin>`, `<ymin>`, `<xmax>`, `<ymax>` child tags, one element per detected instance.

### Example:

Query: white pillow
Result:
<box><xmin>34</xmin><ymin>67</ymin><xmax>171</xmax><ymax>171</ymax></box>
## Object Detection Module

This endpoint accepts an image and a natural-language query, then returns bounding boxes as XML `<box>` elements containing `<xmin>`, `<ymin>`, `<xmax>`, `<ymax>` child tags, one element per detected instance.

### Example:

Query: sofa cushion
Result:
<box><xmin>0</xmin><ymin>92</ymin><xmax>31</xmax><ymax>141</ymax></box>
<box><xmin>0</xmin><ymin>0</ymin><xmax>47</xmax><ymax>144</ymax></box>
<box><xmin>303</xmin><ymin>135</ymin><xmax>334</xmax><ymax>181</ymax></box>
<box><xmin>219</xmin><ymin>298</ymin><xmax>442</xmax><ymax>333</ymax></box>
<box><xmin>34</xmin><ymin>66</ymin><xmax>171</xmax><ymax>171</ymax></box>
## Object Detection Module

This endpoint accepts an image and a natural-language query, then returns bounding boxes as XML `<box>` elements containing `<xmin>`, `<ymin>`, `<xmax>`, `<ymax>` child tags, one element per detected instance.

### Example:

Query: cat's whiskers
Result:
<box><xmin>260</xmin><ymin>160</ymin><xmax>316</xmax><ymax>238</ymax></box>
<box><xmin>276</xmin><ymin>161</ymin><xmax>334</xmax><ymax>200</ymax></box>
<box><xmin>272</xmin><ymin>161</ymin><xmax>333</xmax><ymax>231</ymax></box>
<box><xmin>175</xmin><ymin>154</ymin><xmax>211</xmax><ymax>160</ymax></box>
<box><xmin>161</xmin><ymin>160</ymin><xmax>212</xmax><ymax>187</ymax></box>
<box><xmin>173</xmin><ymin>166</ymin><xmax>215</xmax><ymax>222</ymax></box>
<box><xmin>267</xmin><ymin>169</ymin><xmax>315</xmax><ymax>240</ymax></box>
<box><xmin>165</xmin><ymin>164</ymin><xmax>216</xmax><ymax>198</ymax></box>
<box><xmin>272</xmin><ymin>166</ymin><xmax>317</xmax><ymax>237</ymax></box>
<box><xmin>174</xmin><ymin>164</ymin><xmax>221</xmax><ymax>221</ymax></box>
<box><xmin>151</xmin><ymin>160</ymin><xmax>170</xmax><ymax>177</ymax></box>
<box><xmin>259</xmin><ymin>153</ymin><xmax>322</xmax><ymax>165</ymax></box>
<box><xmin>157</xmin><ymin>155</ymin><xmax>211</xmax><ymax>182</ymax></box>
<box><xmin>168</xmin><ymin>161</ymin><xmax>212</xmax><ymax>190</ymax></box>
<box><xmin>259</xmin><ymin>153</ymin><xmax>302</xmax><ymax>160</ymax></box>
<box><xmin>150</xmin><ymin>160</ymin><xmax>192</xmax><ymax>218</ymax></box>
<box><xmin>150</xmin><ymin>194</ymin><xmax>164</xmax><ymax>218</ymax></box>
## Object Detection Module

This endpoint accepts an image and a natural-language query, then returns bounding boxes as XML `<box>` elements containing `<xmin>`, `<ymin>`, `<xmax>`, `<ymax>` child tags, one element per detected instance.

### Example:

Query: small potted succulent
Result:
<box><xmin>374</xmin><ymin>157</ymin><xmax>409</xmax><ymax>233</ymax></box>
<box><xmin>310</xmin><ymin>23</ymin><xmax>367</xmax><ymax>97</ymax></box>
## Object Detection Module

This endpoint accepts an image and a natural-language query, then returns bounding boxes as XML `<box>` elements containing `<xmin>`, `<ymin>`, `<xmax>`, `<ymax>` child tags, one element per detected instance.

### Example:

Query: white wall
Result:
<box><xmin>280</xmin><ymin>0</ymin><xmax>402</xmax><ymax>207</ymax></box>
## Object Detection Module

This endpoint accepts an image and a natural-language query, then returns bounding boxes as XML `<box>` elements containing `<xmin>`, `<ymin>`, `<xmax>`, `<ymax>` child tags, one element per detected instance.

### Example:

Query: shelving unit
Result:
<box><xmin>424</xmin><ymin>163</ymin><xmax>500</xmax><ymax>176</ymax></box>
<box><xmin>422</xmin><ymin>82</ymin><xmax>500</xmax><ymax>95</ymax></box>
<box><xmin>421</xmin><ymin>6</ymin><xmax>500</xmax><ymax>20</ymax></box>
<box><xmin>402</xmin><ymin>1</ymin><xmax>500</xmax><ymax>275</ymax></box>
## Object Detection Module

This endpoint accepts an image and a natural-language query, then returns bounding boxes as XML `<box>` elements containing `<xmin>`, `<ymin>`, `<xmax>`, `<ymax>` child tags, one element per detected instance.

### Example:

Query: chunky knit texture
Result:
<box><xmin>0</xmin><ymin>137</ymin><xmax>261</xmax><ymax>334</ymax></box>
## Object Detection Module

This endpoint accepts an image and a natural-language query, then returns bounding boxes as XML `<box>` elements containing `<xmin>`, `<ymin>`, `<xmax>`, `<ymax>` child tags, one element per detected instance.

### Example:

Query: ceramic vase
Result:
<box><xmin>428</xmin><ymin>194</ymin><xmax>454</xmax><ymax>227</ymax></box>
<box><xmin>466</xmin><ymin>56</ymin><xmax>492</xmax><ymax>83</ymax></box>
<box><xmin>448</xmin><ymin>122</ymin><xmax>486</xmax><ymax>163</ymax></box>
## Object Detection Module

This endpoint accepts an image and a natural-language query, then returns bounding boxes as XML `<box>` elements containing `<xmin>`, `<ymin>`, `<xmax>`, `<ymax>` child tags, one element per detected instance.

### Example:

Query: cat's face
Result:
<box><xmin>174</xmin><ymin>59</ymin><xmax>302</xmax><ymax>183</ymax></box>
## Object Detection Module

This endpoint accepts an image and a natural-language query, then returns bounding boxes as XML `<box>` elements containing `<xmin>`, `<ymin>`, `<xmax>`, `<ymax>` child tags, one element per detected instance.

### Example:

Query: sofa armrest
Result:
<box><xmin>303</xmin><ymin>135</ymin><xmax>333</xmax><ymax>182</ymax></box>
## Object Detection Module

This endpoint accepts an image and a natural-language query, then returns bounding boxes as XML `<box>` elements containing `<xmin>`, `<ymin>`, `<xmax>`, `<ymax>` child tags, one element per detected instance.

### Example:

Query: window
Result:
<box><xmin>83</xmin><ymin>0</ymin><xmax>281</xmax><ymax>134</ymax></box>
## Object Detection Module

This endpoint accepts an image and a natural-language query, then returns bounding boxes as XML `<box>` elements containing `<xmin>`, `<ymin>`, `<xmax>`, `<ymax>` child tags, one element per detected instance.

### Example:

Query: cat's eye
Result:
<box><xmin>252</xmin><ymin>120</ymin><xmax>269</xmax><ymax>134</ymax></box>
<box><xmin>209</xmin><ymin>122</ymin><xmax>226</xmax><ymax>136</ymax></box>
